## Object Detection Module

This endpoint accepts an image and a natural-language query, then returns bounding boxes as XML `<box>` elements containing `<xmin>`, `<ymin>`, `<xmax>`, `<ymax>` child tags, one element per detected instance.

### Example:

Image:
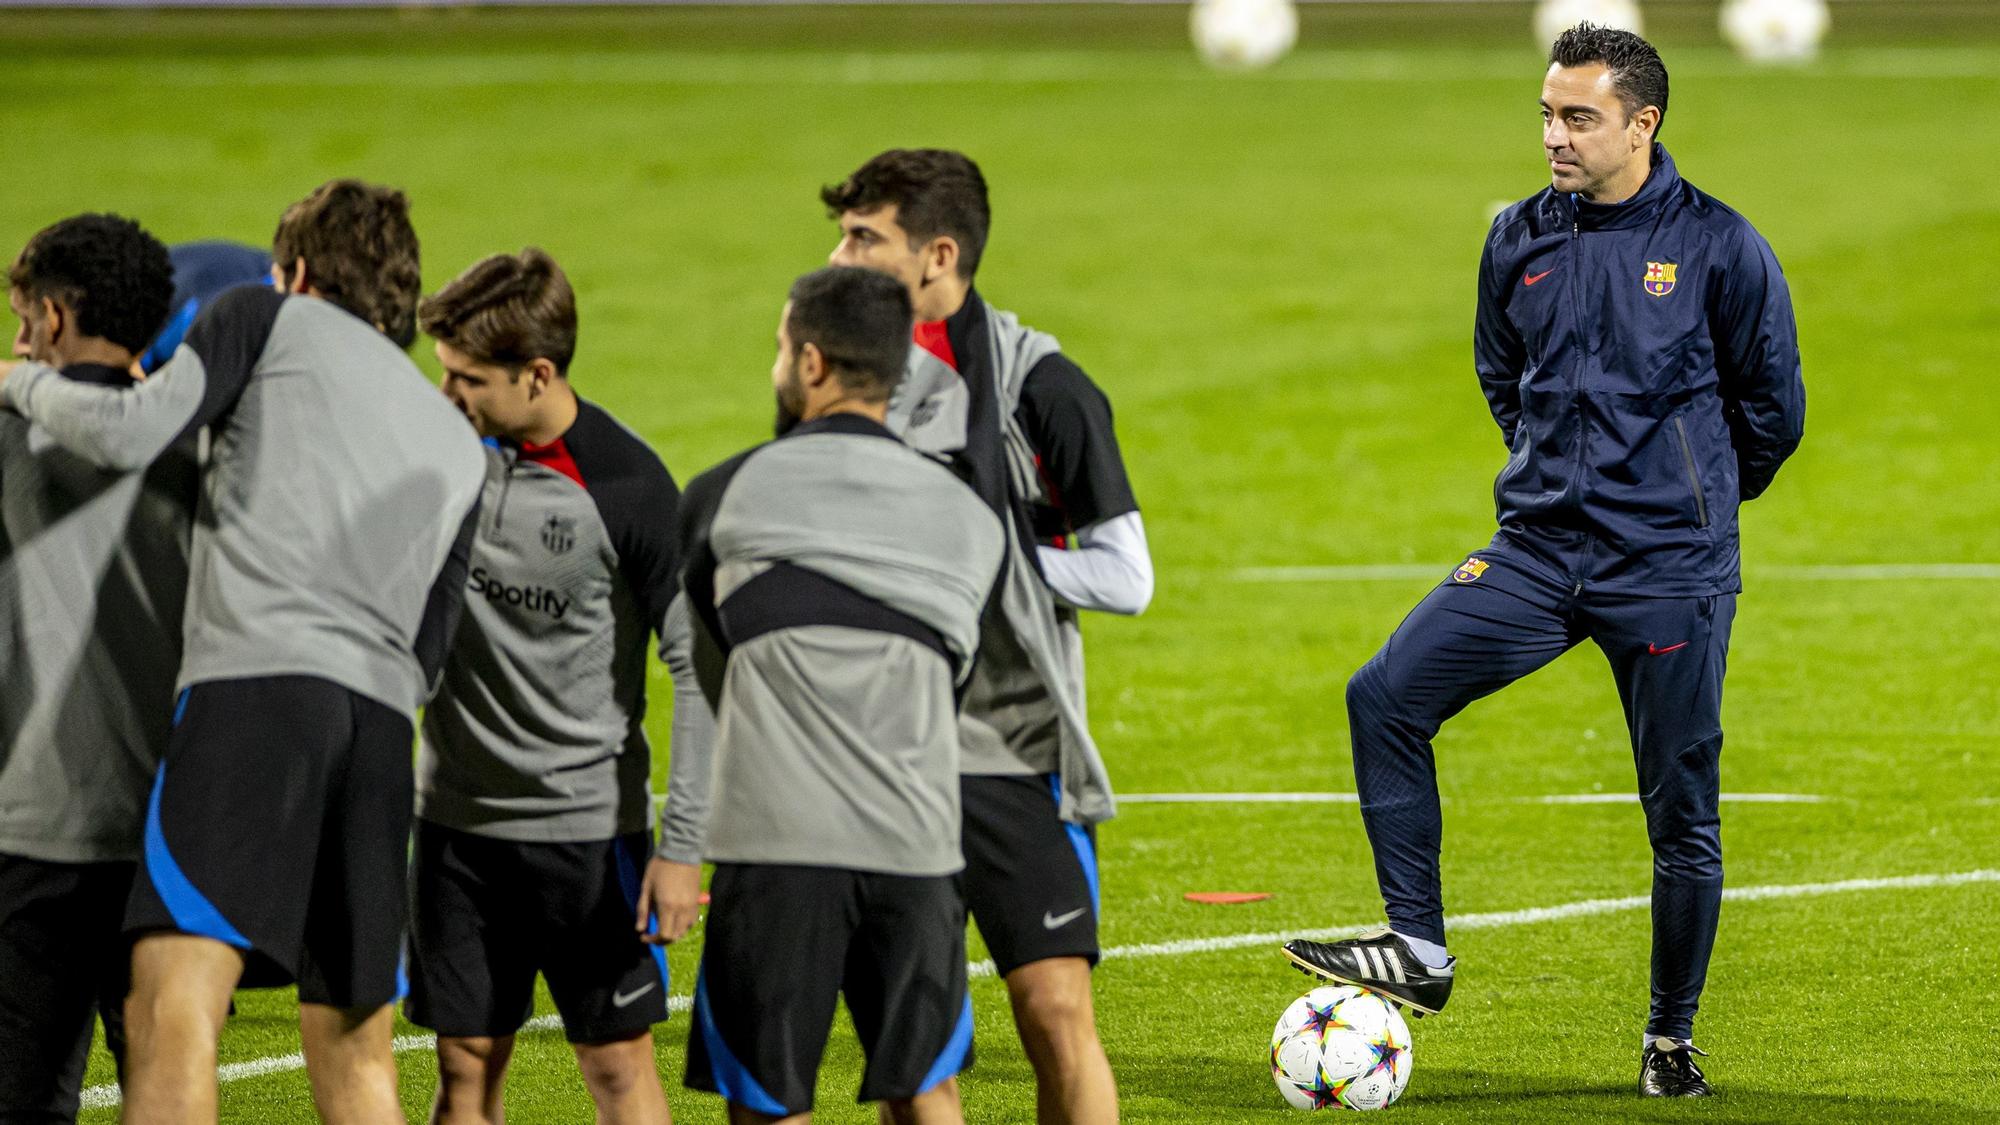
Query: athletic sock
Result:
<box><xmin>1392</xmin><ymin>931</ymin><xmax>1451</xmax><ymax>970</ymax></box>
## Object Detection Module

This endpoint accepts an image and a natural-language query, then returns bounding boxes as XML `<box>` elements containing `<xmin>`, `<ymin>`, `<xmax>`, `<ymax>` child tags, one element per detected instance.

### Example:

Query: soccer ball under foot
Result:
<box><xmin>1270</xmin><ymin>985</ymin><xmax>1412</xmax><ymax>1111</ymax></box>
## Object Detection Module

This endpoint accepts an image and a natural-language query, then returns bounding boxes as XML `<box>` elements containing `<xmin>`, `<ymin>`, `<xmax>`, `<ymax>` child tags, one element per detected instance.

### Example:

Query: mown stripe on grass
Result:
<box><xmin>77</xmin><ymin>868</ymin><xmax>2000</xmax><ymax>1108</ymax></box>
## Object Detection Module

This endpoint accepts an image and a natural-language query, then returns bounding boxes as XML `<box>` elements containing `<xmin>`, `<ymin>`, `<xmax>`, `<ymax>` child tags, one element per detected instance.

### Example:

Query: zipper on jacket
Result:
<box><xmin>491</xmin><ymin>448</ymin><xmax>518</xmax><ymax>533</ymax></box>
<box><xmin>1566</xmin><ymin>213</ymin><xmax>1589</xmax><ymax>507</ymax></box>
<box><xmin>1672</xmin><ymin>415</ymin><xmax>1709</xmax><ymax>529</ymax></box>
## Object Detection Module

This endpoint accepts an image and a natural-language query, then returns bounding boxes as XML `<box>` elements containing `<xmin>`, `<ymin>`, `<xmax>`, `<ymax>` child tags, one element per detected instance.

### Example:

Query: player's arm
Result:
<box><xmin>413</xmin><ymin>499</ymin><xmax>481</xmax><ymax>701</ymax></box>
<box><xmin>0</xmin><ymin>286</ymin><xmax>281</xmax><ymax>470</ymax></box>
<box><xmin>640</xmin><ymin>593</ymin><xmax>717</xmax><ymax>945</ymax></box>
<box><xmin>1711</xmin><ymin>224</ymin><xmax>1806</xmax><ymax>500</ymax></box>
<box><xmin>639</xmin><ymin>458</ymin><xmax>739</xmax><ymax>944</ymax></box>
<box><xmin>1473</xmin><ymin>223</ymin><xmax>1527</xmax><ymax>447</ymax></box>
<box><xmin>1017</xmin><ymin>353</ymin><xmax>1154</xmax><ymax>616</ymax></box>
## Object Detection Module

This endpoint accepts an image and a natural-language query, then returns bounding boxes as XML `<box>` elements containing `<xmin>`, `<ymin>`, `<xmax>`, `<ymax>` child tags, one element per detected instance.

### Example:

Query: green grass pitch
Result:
<box><xmin>3</xmin><ymin>1</ymin><xmax>1997</xmax><ymax>1120</ymax></box>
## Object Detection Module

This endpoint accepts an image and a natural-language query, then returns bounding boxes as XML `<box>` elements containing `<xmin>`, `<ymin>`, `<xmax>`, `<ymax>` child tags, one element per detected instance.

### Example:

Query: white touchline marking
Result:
<box><xmin>1530</xmin><ymin>793</ymin><xmax>1829</xmax><ymax>805</ymax></box>
<box><xmin>77</xmin><ymin>868</ymin><xmax>2000</xmax><ymax>1108</ymax></box>
<box><xmin>1232</xmin><ymin>563</ymin><xmax>2000</xmax><ymax>583</ymax></box>
<box><xmin>1122</xmin><ymin>792</ymin><xmax>1362</xmax><ymax>803</ymax></box>
<box><xmin>1119</xmin><ymin>792</ymin><xmax>1828</xmax><ymax>805</ymax></box>
<box><xmin>79</xmin><ymin>1003</ymin><xmax>694</xmax><ymax>1110</ymax></box>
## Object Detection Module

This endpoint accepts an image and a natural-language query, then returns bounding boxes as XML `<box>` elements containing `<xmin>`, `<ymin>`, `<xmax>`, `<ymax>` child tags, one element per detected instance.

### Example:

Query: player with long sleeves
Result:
<box><xmin>0</xmin><ymin>180</ymin><xmax>487</xmax><ymax>1123</ymax></box>
<box><xmin>408</xmin><ymin>248</ymin><xmax>700</xmax><ymax>1125</ymax></box>
<box><xmin>677</xmin><ymin>266</ymin><xmax>1005</xmax><ymax>1125</ymax></box>
<box><xmin>828</xmin><ymin>149</ymin><xmax>1148</xmax><ymax>1125</ymax></box>
<box><xmin>0</xmin><ymin>213</ymin><xmax>192</xmax><ymax>1123</ymax></box>
<box><xmin>1280</xmin><ymin>25</ymin><xmax>1805</xmax><ymax>1098</ymax></box>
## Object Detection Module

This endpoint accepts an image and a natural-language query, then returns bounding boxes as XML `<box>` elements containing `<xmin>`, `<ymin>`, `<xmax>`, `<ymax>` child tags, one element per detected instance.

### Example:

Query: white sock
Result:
<box><xmin>1392</xmin><ymin>931</ymin><xmax>1450</xmax><ymax>969</ymax></box>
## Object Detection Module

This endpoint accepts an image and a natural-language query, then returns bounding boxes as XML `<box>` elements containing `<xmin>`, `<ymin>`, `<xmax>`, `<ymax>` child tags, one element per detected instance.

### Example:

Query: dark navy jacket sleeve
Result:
<box><xmin>1709</xmin><ymin>225</ymin><xmax>1805</xmax><ymax>501</ymax></box>
<box><xmin>1473</xmin><ymin>222</ymin><xmax>1527</xmax><ymax>447</ymax></box>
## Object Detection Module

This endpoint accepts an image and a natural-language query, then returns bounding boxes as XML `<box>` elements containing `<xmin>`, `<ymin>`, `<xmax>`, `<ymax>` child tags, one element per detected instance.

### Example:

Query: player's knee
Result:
<box><xmin>574</xmin><ymin>1034</ymin><xmax>655</xmax><ymax>1099</ymax></box>
<box><xmin>1648</xmin><ymin>831</ymin><xmax>1722</xmax><ymax>882</ymax></box>
<box><xmin>1009</xmin><ymin>969</ymin><xmax>1097</xmax><ymax>1045</ymax></box>
<box><xmin>435</xmin><ymin>1036</ymin><xmax>505</xmax><ymax>1088</ymax></box>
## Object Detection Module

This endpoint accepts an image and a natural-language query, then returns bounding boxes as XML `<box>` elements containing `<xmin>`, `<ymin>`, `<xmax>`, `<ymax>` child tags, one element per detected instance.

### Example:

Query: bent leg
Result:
<box><xmin>122</xmin><ymin>933</ymin><xmax>245</xmax><ymax>1124</ymax></box>
<box><xmin>1003</xmin><ymin>958</ymin><xmax>1116</xmax><ymax>1125</ymax></box>
<box><xmin>1593</xmin><ymin>594</ymin><xmax>1735</xmax><ymax>1040</ymax></box>
<box><xmin>1349</xmin><ymin>557</ymin><xmax>1576</xmax><ymax>943</ymax></box>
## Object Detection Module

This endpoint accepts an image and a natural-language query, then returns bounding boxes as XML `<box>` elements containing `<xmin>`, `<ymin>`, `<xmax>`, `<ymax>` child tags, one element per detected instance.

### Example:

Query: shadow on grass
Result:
<box><xmin>1112</xmin><ymin>1059</ymin><xmax>1984</xmax><ymax>1123</ymax></box>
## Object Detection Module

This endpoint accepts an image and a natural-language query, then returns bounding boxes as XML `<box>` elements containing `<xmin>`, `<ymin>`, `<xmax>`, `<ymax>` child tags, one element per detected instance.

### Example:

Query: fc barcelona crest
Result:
<box><xmin>1644</xmin><ymin>261</ymin><xmax>1678</xmax><ymax>297</ymax></box>
<box><xmin>1453</xmin><ymin>557</ymin><xmax>1490</xmax><ymax>584</ymax></box>
<box><xmin>541</xmin><ymin>513</ymin><xmax>576</xmax><ymax>555</ymax></box>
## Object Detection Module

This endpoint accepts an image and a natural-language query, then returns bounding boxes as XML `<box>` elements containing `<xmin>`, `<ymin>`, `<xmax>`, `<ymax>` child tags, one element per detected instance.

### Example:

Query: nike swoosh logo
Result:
<box><xmin>611</xmin><ymin>982</ymin><xmax>657</xmax><ymax>1008</ymax></box>
<box><xmin>1648</xmin><ymin>642</ymin><xmax>1690</xmax><ymax>655</ymax></box>
<box><xmin>1043</xmin><ymin>908</ymin><xmax>1089</xmax><ymax>930</ymax></box>
<box><xmin>1523</xmin><ymin>269</ymin><xmax>1555</xmax><ymax>286</ymax></box>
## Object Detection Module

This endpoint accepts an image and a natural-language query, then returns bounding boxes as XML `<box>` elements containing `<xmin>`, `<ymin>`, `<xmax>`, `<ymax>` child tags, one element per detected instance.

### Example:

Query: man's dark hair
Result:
<box><xmin>419</xmin><ymin>248</ymin><xmax>578</xmax><ymax>376</ymax></box>
<box><xmin>8</xmin><ymin>213</ymin><xmax>173</xmax><ymax>353</ymax></box>
<box><xmin>273</xmin><ymin>179</ymin><xmax>422</xmax><ymax>348</ymax></box>
<box><xmin>784</xmin><ymin>266</ymin><xmax>913</xmax><ymax>403</ymax></box>
<box><xmin>820</xmin><ymin>149</ymin><xmax>991</xmax><ymax>280</ymax></box>
<box><xmin>1550</xmin><ymin>23</ymin><xmax>1670</xmax><ymax>139</ymax></box>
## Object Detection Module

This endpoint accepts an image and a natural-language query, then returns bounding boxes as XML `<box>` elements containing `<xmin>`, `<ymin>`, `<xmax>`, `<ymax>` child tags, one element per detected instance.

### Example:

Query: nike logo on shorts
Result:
<box><xmin>1043</xmin><ymin>907</ymin><xmax>1089</xmax><ymax>930</ymax></box>
<box><xmin>612</xmin><ymin>982</ymin><xmax>657</xmax><ymax>1008</ymax></box>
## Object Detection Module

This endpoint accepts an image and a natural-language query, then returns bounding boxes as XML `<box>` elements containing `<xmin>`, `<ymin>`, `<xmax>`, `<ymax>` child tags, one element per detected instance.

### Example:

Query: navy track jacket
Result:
<box><xmin>1476</xmin><ymin>145</ymin><xmax>1805</xmax><ymax>597</ymax></box>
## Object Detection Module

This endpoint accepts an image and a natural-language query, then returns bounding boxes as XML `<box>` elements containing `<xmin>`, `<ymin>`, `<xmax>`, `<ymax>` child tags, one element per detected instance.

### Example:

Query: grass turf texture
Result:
<box><xmin>3</xmin><ymin>1</ymin><xmax>1996</xmax><ymax>1120</ymax></box>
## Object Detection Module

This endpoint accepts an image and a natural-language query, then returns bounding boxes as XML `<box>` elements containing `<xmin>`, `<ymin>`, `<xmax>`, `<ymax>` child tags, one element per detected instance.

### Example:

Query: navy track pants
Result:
<box><xmin>1347</xmin><ymin>546</ymin><xmax>1735</xmax><ymax>1039</ymax></box>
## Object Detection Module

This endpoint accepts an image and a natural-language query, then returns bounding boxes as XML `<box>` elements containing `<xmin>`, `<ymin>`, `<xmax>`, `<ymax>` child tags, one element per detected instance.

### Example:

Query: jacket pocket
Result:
<box><xmin>1671</xmin><ymin>414</ymin><xmax>1709</xmax><ymax>529</ymax></box>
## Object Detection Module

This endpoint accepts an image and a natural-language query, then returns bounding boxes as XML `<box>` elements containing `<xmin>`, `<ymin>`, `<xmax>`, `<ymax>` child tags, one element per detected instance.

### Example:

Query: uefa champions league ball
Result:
<box><xmin>1270</xmin><ymin>985</ymin><xmax>1412</xmax><ymax>1111</ymax></box>
<box><xmin>1189</xmin><ymin>0</ymin><xmax>1299</xmax><ymax>71</ymax></box>
<box><xmin>1533</xmin><ymin>0</ymin><xmax>1644</xmax><ymax>50</ymax></box>
<box><xmin>1720</xmin><ymin>0</ymin><xmax>1830</xmax><ymax>64</ymax></box>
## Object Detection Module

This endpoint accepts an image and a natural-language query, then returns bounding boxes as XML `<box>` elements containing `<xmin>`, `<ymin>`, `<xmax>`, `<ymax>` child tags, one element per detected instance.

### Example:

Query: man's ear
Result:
<box><xmin>285</xmin><ymin>257</ymin><xmax>311</xmax><ymax>295</ymax></box>
<box><xmin>798</xmin><ymin>341</ymin><xmax>832</xmax><ymax>390</ymax></box>
<box><xmin>40</xmin><ymin>296</ymin><xmax>64</xmax><ymax>346</ymax></box>
<box><xmin>1634</xmin><ymin>106</ymin><xmax>1661</xmax><ymax>148</ymax></box>
<box><xmin>525</xmin><ymin>357</ymin><xmax>560</xmax><ymax>398</ymax></box>
<box><xmin>922</xmin><ymin>236</ymin><xmax>961</xmax><ymax>286</ymax></box>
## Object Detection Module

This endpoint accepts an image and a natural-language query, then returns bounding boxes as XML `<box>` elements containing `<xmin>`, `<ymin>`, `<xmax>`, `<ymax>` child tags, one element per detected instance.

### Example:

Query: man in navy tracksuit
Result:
<box><xmin>1283</xmin><ymin>25</ymin><xmax>1804</xmax><ymax>1097</ymax></box>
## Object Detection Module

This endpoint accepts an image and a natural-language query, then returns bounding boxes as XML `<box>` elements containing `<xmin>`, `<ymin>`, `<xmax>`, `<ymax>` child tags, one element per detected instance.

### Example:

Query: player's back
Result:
<box><xmin>683</xmin><ymin>414</ymin><xmax>1004</xmax><ymax>877</ymax></box>
<box><xmin>183</xmin><ymin>293</ymin><xmax>486</xmax><ymax>715</ymax></box>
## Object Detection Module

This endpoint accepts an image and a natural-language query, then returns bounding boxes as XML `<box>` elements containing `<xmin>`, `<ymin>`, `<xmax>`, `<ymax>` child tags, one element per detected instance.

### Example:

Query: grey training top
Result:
<box><xmin>0</xmin><ymin>363</ymin><xmax>198</xmax><ymax>865</ymax></box>
<box><xmin>418</xmin><ymin>398</ymin><xmax>713</xmax><ymax>844</ymax></box>
<box><xmin>1</xmin><ymin>288</ymin><xmax>486</xmax><ymax>717</ymax></box>
<box><xmin>678</xmin><ymin>413</ymin><xmax>1004</xmax><ymax>877</ymax></box>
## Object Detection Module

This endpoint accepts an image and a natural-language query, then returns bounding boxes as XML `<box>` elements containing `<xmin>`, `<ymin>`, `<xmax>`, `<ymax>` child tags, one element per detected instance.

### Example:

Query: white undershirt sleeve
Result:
<box><xmin>1034</xmin><ymin>510</ymin><xmax>1153</xmax><ymax>616</ymax></box>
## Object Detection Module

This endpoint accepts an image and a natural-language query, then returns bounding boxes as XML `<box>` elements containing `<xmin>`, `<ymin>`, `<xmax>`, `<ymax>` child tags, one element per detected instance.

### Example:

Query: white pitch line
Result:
<box><xmin>1119</xmin><ymin>792</ymin><xmax>1829</xmax><ymax>805</ymax></box>
<box><xmin>1530</xmin><ymin>792</ymin><xmax>1829</xmax><ymax>805</ymax></box>
<box><xmin>1122</xmin><ymin>792</ymin><xmax>1362</xmax><ymax>803</ymax></box>
<box><xmin>77</xmin><ymin>867</ymin><xmax>2000</xmax><ymax>1108</ymax></box>
<box><xmin>80</xmin><ymin>1002</ymin><xmax>694</xmax><ymax>1110</ymax></box>
<box><xmin>1232</xmin><ymin>563</ymin><xmax>2000</xmax><ymax>583</ymax></box>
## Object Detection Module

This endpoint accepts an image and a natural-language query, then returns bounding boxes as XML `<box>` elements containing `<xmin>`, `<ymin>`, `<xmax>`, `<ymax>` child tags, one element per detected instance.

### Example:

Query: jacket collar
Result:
<box><xmin>785</xmin><ymin>411</ymin><xmax>899</xmax><ymax>443</ymax></box>
<box><xmin>59</xmin><ymin>362</ymin><xmax>138</xmax><ymax>388</ymax></box>
<box><xmin>1566</xmin><ymin>143</ymin><xmax>1679</xmax><ymax>231</ymax></box>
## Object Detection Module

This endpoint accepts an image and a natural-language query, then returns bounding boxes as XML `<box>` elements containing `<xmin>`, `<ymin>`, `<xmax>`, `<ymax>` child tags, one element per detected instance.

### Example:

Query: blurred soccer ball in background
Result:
<box><xmin>1190</xmin><ymin>0</ymin><xmax>1299</xmax><ymax>70</ymax></box>
<box><xmin>1532</xmin><ymin>0</ymin><xmax>1645</xmax><ymax>50</ymax></box>
<box><xmin>1270</xmin><ymin>985</ymin><xmax>1412</xmax><ymax>1111</ymax></box>
<box><xmin>1721</xmin><ymin>0</ymin><xmax>1831</xmax><ymax>63</ymax></box>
